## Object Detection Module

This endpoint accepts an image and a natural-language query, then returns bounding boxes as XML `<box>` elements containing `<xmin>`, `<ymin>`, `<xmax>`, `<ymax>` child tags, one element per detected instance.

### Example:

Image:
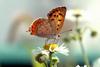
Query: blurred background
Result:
<box><xmin>0</xmin><ymin>0</ymin><xmax>100</xmax><ymax>67</ymax></box>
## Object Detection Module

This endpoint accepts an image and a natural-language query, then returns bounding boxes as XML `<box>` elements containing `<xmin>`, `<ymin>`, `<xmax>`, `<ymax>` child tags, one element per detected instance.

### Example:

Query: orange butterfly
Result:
<box><xmin>28</xmin><ymin>6</ymin><xmax>67</xmax><ymax>38</ymax></box>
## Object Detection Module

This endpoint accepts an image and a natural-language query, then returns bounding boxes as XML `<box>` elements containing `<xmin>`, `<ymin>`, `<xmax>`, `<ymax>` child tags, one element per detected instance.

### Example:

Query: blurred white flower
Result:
<box><xmin>93</xmin><ymin>58</ymin><xmax>100</xmax><ymax>67</ymax></box>
<box><xmin>76</xmin><ymin>65</ymin><xmax>80</xmax><ymax>67</ymax></box>
<box><xmin>76</xmin><ymin>65</ymin><xmax>87</xmax><ymax>67</ymax></box>
<box><xmin>84</xmin><ymin>65</ymin><xmax>87</xmax><ymax>67</ymax></box>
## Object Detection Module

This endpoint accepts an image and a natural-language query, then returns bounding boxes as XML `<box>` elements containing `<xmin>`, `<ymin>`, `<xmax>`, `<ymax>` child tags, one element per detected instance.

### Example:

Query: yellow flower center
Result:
<box><xmin>44</xmin><ymin>44</ymin><xmax>58</xmax><ymax>51</ymax></box>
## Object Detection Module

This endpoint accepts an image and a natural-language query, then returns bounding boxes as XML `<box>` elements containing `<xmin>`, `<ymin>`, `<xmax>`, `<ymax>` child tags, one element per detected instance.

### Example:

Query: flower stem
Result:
<box><xmin>44</xmin><ymin>61</ymin><xmax>48</xmax><ymax>67</ymax></box>
<box><xmin>49</xmin><ymin>52</ymin><xmax>52</xmax><ymax>67</ymax></box>
<box><xmin>49</xmin><ymin>52</ymin><xmax>53</xmax><ymax>67</ymax></box>
<box><xmin>79</xmin><ymin>38</ymin><xmax>90</xmax><ymax>67</ymax></box>
<box><xmin>75</xmin><ymin>14</ymin><xmax>90</xmax><ymax>67</ymax></box>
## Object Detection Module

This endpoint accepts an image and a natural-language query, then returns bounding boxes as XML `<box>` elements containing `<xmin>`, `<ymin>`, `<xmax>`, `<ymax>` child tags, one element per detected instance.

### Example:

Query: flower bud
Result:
<box><xmin>35</xmin><ymin>53</ymin><xmax>47</xmax><ymax>63</ymax></box>
<box><xmin>91</xmin><ymin>31</ymin><xmax>97</xmax><ymax>37</ymax></box>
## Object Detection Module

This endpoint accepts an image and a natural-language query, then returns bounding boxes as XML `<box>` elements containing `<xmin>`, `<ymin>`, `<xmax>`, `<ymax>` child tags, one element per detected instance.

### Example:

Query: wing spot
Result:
<box><xmin>51</xmin><ymin>19</ymin><xmax>54</xmax><ymax>21</ymax></box>
<box><xmin>46</xmin><ymin>29</ymin><xmax>48</xmax><ymax>31</ymax></box>
<box><xmin>53</xmin><ymin>15</ymin><xmax>56</xmax><ymax>17</ymax></box>
<box><xmin>52</xmin><ymin>11</ymin><xmax>55</xmax><ymax>13</ymax></box>
<box><xmin>56</xmin><ymin>28</ymin><xmax>59</xmax><ymax>30</ymax></box>
<box><xmin>59</xmin><ymin>13</ymin><xmax>63</xmax><ymax>16</ymax></box>
<box><xmin>57</xmin><ymin>24</ymin><xmax>60</xmax><ymax>26</ymax></box>
<box><xmin>56</xmin><ymin>15</ymin><xmax>58</xmax><ymax>17</ymax></box>
<box><xmin>58</xmin><ymin>19</ymin><xmax>62</xmax><ymax>21</ymax></box>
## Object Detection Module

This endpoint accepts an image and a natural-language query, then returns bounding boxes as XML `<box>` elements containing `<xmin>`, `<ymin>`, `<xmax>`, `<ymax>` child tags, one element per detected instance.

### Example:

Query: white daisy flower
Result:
<box><xmin>32</xmin><ymin>42</ymin><xmax>69</xmax><ymax>64</ymax></box>
<box><xmin>55</xmin><ymin>43</ymin><xmax>69</xmax><ymax>56</ymax></box>
<box><xmin>93</xmin><ymin>58</ymin><xmax>100</xmax><ymax>67</ymax></box>
<box><xmin>32</xmin><ymin>42</ymin><xmax>69</xmax><ymax>57</ymax></box>
<box><xmin>44</xmin><ymin>43</ymin><xmax>69</xmax><ymax>56</ymax></box>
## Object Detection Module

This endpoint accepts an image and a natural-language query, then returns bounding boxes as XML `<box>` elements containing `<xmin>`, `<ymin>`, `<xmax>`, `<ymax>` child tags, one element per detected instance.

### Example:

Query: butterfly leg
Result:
<box><xmin>45</xmin><ymin>34</ymin><xmax>62</xmax><ymax>44</ymax></box>
<box><xmin>54</xmin><ymin>34</ymin><xmax>62</xmax><ymax>43</ymax></box>
<box><xmin>45</xmin><ymin>38</ymin><xmax>58</xmax><ymax>44</ymax></box>
<box><xmin>45</xmin><ymin>38</ymin><xmax>50</xmax><ymax>45</ymax></box>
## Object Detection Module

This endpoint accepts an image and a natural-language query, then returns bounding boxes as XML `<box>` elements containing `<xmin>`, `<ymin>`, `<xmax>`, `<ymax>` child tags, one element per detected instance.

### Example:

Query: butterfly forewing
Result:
<box><xmin>47</xmin><ymin>6</ymin><xmax>66</xmax><ymax>34</ymax></box>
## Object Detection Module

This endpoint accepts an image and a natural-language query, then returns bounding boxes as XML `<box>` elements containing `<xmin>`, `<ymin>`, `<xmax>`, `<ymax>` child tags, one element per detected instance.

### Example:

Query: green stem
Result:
<box><xmin>75</xmin><ymin>15</ymin><xmax>90</xmax><ymax>67</ymax></box>
<box><xmin>49</xmin><ymin>52</ymin><xmax>53</xmax><ymax>67</ymax></box>
<box><xmin>79</xmin><ymin>38</ymin><xmax>90</xmax><ymax>67</ymax></box>
<box><xmin>44</xmin><ymin>61</ymin><xmax>48</xmax><ymax>67</ymax></box>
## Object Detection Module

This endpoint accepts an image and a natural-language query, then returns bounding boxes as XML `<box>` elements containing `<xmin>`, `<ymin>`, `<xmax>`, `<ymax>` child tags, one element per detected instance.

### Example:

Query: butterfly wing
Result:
<box><xmin>28</xmin><ymin>18</ymin><xmax>42</xmax><ymax>35</ymax></box>
<box><xmin>36</xmin><ymin>18</ymin><xmax>53</xmax><ymax>38</ymax></box>
<box><xmin>28</xmin><ymin>6</ymin><xmax>67</xmax><ymax>38</ymax></box>
<box><xmin>47</xmin><ymin>6</ymin><xmax>66</xmax><ymax>34</ymax></box>
<box><xmin>28</xmin><ymin>18</ymin><xmax>53</xmax><ymax>38</ymax></box>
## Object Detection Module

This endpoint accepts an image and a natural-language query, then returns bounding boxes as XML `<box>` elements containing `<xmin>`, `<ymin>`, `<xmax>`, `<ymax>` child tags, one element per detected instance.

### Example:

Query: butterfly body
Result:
<box><xmin>28</xmin><ymin>6</ymin><xmax>67</xmax><ymax>38</ymax></box>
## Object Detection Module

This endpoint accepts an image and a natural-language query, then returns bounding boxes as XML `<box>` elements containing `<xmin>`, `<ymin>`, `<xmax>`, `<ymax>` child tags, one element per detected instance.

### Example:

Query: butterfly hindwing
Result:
<box><xmin>28</xmin><ymin>18</ymin><xmax>53</xmax><ymax>38</ymax></box>
<box><xmin>36</xmin><ymin>18</ymin><xmax>52</xmax><ymax>37</ymax></box>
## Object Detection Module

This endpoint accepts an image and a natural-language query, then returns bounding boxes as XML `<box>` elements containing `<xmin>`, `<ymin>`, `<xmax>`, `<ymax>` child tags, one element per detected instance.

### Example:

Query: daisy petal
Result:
<box><xmin>55</xmin><ymin>43</ymin><xmax>69</xmax><ymax>56</ymax></box>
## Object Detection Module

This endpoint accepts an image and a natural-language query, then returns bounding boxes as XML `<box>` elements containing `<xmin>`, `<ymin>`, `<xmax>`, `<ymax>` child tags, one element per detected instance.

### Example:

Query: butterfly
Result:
<box><xmin>28</xmin><ymin>6</ymin><xmax>67</xmax><ymax>38</ymax></box>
